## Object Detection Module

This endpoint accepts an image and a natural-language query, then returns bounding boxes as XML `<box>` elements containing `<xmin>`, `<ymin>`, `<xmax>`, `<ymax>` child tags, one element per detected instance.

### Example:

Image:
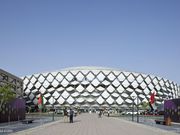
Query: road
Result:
<box><xmin>10</xmin><ymin>113</ymin><xmax>179</xmax><ymax>135</ymax></box>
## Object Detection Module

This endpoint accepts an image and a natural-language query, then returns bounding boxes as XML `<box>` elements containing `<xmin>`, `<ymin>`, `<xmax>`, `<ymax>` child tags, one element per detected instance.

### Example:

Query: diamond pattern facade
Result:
<box><xmin>22</xmin><ymin>67</ymin><xmax>180</xmax><ymax>108</ymax></box>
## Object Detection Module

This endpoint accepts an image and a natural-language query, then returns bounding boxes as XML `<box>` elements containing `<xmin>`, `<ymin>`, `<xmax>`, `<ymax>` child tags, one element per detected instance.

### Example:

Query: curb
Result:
<box><xmin>111</xmin><ymin>117</ymin><xmax>179</xmax><ymax>135</ymax></box>
<box><xmin>10</xmin><ymin>119</ymin><xmax>62</xmax><ymax>135</ymax></box>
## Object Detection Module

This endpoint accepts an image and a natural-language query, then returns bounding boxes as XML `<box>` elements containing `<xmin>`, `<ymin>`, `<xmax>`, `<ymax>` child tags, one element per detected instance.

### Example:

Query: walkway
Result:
<box><xmin>11</xmin><ymin>113</ymin><xmax>179</xmax><ymax>135</ymax></box>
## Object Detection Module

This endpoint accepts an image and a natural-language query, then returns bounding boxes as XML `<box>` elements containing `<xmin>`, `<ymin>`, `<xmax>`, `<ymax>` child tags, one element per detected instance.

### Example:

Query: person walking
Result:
<box><xmin>69</xmin><ymin>108</ymin><xmax>74</xmax><ymax>123</ymax></box>
<box><xmin>63</xmin><ymin>107</ymin><xmax>68</xmax><ymax>122</ymax></box>
<box><xmin>98</xmin><ymin>110</ymin><xmax>102</xmax><ymax>118</ymax></box>
<box><xmin>107</xmin><ymin>110</ymin><xmax>110</xmax><ymax>117</ymax></box>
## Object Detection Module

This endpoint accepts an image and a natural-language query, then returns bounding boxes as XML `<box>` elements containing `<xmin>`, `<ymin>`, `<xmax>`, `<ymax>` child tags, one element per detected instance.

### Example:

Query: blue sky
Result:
<box><xmin>0</xmin><ymin>0</ymin><xmax>180</xmax><ymax>84</ymax></box>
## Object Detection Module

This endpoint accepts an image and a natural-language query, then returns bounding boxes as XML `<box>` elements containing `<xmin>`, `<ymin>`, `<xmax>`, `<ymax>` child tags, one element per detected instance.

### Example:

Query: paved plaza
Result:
<box><xmin>9</xmin><ymin>113</ymin><xmax>179</xmax><ymax>135</ymax></box>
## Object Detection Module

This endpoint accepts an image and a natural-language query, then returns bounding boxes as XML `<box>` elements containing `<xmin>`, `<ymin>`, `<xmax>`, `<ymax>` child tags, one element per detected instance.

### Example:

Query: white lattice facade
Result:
<box><xmin>22</xmin><ymin>67</ymin><xmax>180</xmax><ymax>108</ymax></box>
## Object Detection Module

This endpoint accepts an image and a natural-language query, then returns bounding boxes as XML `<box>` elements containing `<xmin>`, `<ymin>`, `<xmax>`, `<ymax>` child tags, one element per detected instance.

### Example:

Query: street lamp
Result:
<box><xmin>131</xmin><ymin>96</ymin><xmax>140</xmax><ymax>123</ymax></box>
<box><xmin>136</xmin><ymin>97</ymin><xmax>139</xmax><ymax>123</ymax></box>
<box><xmin>132</xmin><ymin>96</ymin><xmax>135</xmax><ymax>122</ymax></box>
<box><xmin>52</xmin><ymin>97</ymin><xmax>55</xmax><ymax>121</ymax></box>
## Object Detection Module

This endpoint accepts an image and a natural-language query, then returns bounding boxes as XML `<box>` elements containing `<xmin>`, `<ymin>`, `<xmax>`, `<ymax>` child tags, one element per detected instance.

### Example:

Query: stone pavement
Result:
<box><xmin>10</xmin><ymin>113</ymin><xmax>179</xmax><ymax>135</ymax></box>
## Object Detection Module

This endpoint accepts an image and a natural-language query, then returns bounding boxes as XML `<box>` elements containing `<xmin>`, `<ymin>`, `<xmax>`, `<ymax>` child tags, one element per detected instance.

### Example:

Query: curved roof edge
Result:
<box><xmin>62</xmin><ymin>66</ymin><xmax>122</xmax><ymax>71</ymax></box>
<box><xmin>22</xmin><ymin>66</ymin><xmax>180</xmax><ymax>85</ymax></box>
<box><xmin>23</xmin><ymin>66</ymin><xmax>136</xmax><ymax>78</ymax></box>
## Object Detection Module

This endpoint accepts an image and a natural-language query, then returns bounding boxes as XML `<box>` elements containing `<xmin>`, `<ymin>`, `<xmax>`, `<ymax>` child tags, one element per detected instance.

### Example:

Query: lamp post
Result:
<box><xmin>132</xmin><ymin>96</ymin><xmax>135</xmax><ymax>122</ymax></box>
<box><xmin>137</xmin><ymin>97</ymin><xmax>139</xmax><ymax>123</ymax></box>
<box><xmin>132</xmin><ymin>100</ymin><xmax>134</xmax><ymax>121</ymax></box>
<box><xmin>52</xmin><ymin>97</ymin><xmax>54</xmax><ymax>121</ymax></box>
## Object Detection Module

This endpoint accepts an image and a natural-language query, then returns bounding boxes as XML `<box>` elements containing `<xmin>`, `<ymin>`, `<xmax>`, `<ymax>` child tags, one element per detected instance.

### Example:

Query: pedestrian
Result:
<box><xmin>107</xmin><ymin>110</ymin><xmax>110</xmax><ymax>117</ymax></box>
<box><xmin>98</xmin><ymin>110</ymin><xmax>102</xmax><ymax>118</ymax></box>
<box><xmin>69</xmin><ymin>108</ymin><xmax>74</xmax><ymax>123</ymax></box>
<box><xmin>63</xmin><ymin>107</ymin><xmax>68</xmax><ymax>122</ymax></box>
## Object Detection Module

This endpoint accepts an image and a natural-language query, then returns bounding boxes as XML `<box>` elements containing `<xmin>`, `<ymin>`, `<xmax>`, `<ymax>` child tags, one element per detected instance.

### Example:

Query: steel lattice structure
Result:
<box><xmin>22</xmin><ymin>67</ymin><xmax>180</xmax><ymax>108</ymax></box>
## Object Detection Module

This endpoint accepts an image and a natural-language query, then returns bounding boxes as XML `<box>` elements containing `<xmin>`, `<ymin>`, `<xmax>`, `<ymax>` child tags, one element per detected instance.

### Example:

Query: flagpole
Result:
<box><xmin>38</xmin><ymin>94</ymin><xmax>43</xmax><ymax>125</ymax></box>
<box><xmin>40</xmin><ymin>103</ymin><xmax>42</xmax><ymax>125</ymax></box>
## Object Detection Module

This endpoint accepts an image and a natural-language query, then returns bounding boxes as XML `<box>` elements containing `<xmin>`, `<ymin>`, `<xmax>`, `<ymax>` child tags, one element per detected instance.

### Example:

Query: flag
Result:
<box><xmin>150</xmin><ymin>92</ymin><xmax>155</xmax><ymax>104</ymax></box>
<box><xmin>38</xmin><ymin>94</ymin><xmax>43</xmax><ymax>111</ymax></box>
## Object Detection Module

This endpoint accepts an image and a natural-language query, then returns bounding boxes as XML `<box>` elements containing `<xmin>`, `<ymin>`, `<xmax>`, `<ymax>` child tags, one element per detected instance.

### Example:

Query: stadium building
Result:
<box><xmin>22</xmin><ymin>67</ymin><xmax>180</xmax><ymax>110</ymax></box>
